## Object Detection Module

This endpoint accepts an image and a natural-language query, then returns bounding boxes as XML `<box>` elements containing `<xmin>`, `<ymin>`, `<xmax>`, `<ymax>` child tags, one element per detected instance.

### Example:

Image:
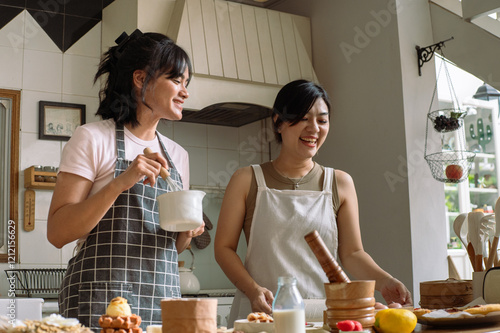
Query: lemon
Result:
<box><xmin>374</xmin><ymin>309</ymin><xmax>417</xmax><ymax>333</ymax></box>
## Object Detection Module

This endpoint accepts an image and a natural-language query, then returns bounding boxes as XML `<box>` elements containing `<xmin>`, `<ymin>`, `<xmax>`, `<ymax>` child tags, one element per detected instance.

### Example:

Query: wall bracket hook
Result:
<box><xmin>416</xmin><ymin>37</ymin><xmax>454</xmax><ymax>76</ymax></box>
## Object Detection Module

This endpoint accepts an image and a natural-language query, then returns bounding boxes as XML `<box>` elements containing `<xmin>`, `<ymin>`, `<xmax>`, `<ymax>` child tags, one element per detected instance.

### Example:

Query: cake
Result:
<box><xmin>99</xmin><ymin>297</ymin><xmax>142</xmax><ymax>333</ymax></box>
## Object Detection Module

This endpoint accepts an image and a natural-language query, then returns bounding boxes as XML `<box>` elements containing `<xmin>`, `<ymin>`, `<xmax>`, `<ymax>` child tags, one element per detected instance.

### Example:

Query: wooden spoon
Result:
<box><xmin>144</xmin><ymin>147</ymin><xmax>170</xmax><ymax>179</ymax></box>
<box><xmin>487</xmin><ymin>197</ymin><xmax>500</xmax><ymax>269</ymax></box>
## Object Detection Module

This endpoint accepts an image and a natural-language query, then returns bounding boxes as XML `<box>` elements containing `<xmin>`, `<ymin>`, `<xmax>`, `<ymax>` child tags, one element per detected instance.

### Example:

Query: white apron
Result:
<box><xmin>228</xmin><ymin>164</ymin><xmax>338</xmax><ymax>327</ymax></box>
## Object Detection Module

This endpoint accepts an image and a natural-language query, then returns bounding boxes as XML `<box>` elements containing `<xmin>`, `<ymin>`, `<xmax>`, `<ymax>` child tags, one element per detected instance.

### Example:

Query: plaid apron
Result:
<box><xmin>58</xmin><ymin>124</ymin><xmax>183</xmax><ymax>331</ymax></box>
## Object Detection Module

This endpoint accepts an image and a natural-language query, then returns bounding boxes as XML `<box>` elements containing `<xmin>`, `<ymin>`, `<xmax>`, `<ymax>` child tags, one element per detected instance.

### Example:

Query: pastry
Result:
<box><xmin>106</xmin><ymin>297</ymin><xmax>132</xmax><ymax>317</ymax></box>
<box><xmin>99</xmin><ymin>297</ymin><xmax>142</xmax><ymax>333</ymax></box>
<box><xmin>412</xmin><ymin>308</ymin><xmax>432</xmax><ymax>319</ymax></box>
<box><xmin>463</xmin><ymin>304</ymin><xmax>500</xmax><ymax>315</ymax></box>
<box><xmin>233</xmin><ymin>313</ymin><xmax>274</xmax><ymax>333</ymax></box>
<box><xmin>246</xmin><ymin>312</ymin><xmax>274</xmax><ymax>323</ymax></box>
<box><xmin>413</xmin><ymin>303</ymin><xmax>500</xmax><ymax>319</ymax></box>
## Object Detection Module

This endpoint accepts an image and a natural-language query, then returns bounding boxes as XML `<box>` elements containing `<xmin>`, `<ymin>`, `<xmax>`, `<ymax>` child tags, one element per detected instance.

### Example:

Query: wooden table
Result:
<box><xmin>415</xmin><ymin>323</ymin><xmax>500</xmax><ymax>332</ymax></box>
<box><xmin>227</xmin><ymin>320</ymin><xmax>500</xmax><ymax>332</ymax></box>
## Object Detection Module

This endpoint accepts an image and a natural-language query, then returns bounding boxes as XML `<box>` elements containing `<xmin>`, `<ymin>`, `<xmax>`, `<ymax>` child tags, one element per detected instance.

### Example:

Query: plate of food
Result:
<box><xmin>415</xmin><ymin>304</ymin><xmax>500</xmax><ymax>327</ymax></box>
<box><xmin>234</xmin><ymin>312</ymin><xmax>274</xmax><ymax>333</ymax></box>
<box><xmin>232</xmin><ymin>312</ymin><xmax>326</xmax><ymax>332</ymax></box>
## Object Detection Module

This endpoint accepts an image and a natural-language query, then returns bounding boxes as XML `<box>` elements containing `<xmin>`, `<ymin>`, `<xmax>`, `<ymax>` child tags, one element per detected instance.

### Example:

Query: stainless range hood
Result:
<box><xmin>102</xmin><ymin>0</ymin><xmax>317</xmax><ymax>127</ymax></box>
<box><xmin>181</xmin><ymin>102</ymin><xmax>272</xmax><ymax>127</ymax></box>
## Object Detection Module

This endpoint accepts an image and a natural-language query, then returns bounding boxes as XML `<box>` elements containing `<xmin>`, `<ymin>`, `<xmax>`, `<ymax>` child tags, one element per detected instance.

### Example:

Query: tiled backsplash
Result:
<box><xmin>162</xmin><ymin>119</ymin><xmax>274</xmax><ymax>290</ymax></box>
<box><xmin>0</xmin><ymin>8</ymin><xmax>274</xmax><ymax>296</ymax></box>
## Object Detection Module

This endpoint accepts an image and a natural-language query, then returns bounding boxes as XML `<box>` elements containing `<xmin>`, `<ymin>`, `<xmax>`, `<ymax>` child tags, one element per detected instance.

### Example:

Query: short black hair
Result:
<box><xmin>272</xmin><ymin>80</ymin><xmax>331</xmax><ymax>143</ymax></box>
<box><xmin>94</xmin><ymin>31</ymin><xmax>192</xmax><ymax>127</ymax></box>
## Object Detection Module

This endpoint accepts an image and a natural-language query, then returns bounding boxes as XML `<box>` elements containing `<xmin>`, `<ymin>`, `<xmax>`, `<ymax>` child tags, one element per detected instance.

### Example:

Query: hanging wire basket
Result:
<box><xmin>424</xmin><ymin>150</ymin><xmax>475</xmax><ymax>183</ymax></box>
<box><xmin>424</xmin><ymin>52</ymin><xmax>476</xmax><ymax>183</ymax></box>
<box><xmin>428</xmin><ymin>108</ymin><xmax>467</xmax><ymax>133</ymax></box>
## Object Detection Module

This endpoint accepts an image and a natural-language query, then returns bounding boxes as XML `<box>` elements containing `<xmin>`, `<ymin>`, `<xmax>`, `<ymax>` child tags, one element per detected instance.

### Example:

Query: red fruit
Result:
<box><xmin>337</xmin><ymin>320</ymin><xmax>355</xmax><ymax>331</ymax></box>
<box><xmin>353</xmin><ymin>321</ymin><xmax>363</xmax><ymax>331</ymax></box>
<box><xmin>336</xmin><ymin>320</ymin><xmax>364</xmax><ymax>331</ymax></box>
<box><xmin>445</xmin><ymin>164</ymin><xmax>463</xmax><ymax>180</ymax></box>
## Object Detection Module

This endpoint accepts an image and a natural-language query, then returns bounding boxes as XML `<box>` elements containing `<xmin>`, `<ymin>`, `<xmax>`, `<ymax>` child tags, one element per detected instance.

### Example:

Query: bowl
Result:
<box><xmin>157</xmin><ymin>190</ymin><xmax>205</xmax><ymax>232</ymax></box>
<box><xmin>324</xmin><ymin>280</ymin><xmax>375</xmax><ymax>300</ymax></box>
<box><xmin>324</xmin><ymin>281</ymin><xmax>376</xmax><ymax>332</ymax></box>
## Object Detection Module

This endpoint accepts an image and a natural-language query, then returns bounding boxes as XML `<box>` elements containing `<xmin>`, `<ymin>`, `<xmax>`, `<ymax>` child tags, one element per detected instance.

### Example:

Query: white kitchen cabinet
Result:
<box><xmin>216</xmin><ymin>297</ymin><xmax>233</xmax><ymax>328</ymax></box>
<box><xmin>444</xmin><ymin>99</ymin><xmax>500</xmax><ymax>279</ymax></box>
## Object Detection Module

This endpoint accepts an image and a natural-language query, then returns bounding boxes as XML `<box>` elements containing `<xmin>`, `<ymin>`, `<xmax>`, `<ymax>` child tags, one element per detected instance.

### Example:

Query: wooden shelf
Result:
<box><xmin>24</xmin><ymin>166</ymin><xmax>57</xmax><ymax>190</ymax></box>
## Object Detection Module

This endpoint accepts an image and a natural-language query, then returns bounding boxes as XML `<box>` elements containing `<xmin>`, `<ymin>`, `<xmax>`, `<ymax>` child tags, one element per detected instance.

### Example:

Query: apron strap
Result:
<box><xmin>115</xmin><ymin>124</ymin><xmax>126</xmax><ymax>160</ymax></box>
<box><xmin>251</xmin><ymin>165</ymin><xmax>267</xmax><ymax>188</ymax></box>
<box><xmin>157</xmin><ymin>131</ymin><xmax>177</xmax><ymax>173</ymax></box>
<box><xmin>156</xmin><ymin>130</ymin><xmax>183</xmax><ymax>190</ymax></box>
<box><xmin>323</xmin><ymin>167</ymin><xmax>333</xmax><ymax>193</ymax></box>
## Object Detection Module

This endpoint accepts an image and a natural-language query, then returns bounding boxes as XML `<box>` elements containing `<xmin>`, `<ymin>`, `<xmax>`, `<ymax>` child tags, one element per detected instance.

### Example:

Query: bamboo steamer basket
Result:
<box><xmin>420</xmin><ymin>279</ymin><xmax>473</xmax><ymax>309</ymax></box>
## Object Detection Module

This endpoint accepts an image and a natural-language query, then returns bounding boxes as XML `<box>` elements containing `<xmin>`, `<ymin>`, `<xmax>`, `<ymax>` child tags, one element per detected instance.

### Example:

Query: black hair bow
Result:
<box><xmin>114</xmin><ymin>29</ymin><xmax>143</xmax><ymax>59</ymax></box>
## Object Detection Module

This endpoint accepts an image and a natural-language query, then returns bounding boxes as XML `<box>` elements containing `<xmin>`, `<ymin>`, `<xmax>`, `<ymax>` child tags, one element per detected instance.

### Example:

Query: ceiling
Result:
<box><xmin>224</xmin><ymin>0</ymin><xmax>288</xmax><ymax>8</ymax></box>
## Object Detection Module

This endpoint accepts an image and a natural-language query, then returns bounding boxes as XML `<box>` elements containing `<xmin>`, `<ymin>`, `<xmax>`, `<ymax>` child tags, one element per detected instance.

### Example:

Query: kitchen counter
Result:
<box><xmin>415</xmin><ymin>323</ymin><xmax>500</xmax><ymax>332</ymax></box>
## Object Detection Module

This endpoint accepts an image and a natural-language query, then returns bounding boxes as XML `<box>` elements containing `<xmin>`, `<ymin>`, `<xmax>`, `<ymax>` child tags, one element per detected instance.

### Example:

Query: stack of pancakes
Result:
<box><xmin>99</xmin><ymin>297</ymin><xmax>142</xmax><ymax>333</ymax></box>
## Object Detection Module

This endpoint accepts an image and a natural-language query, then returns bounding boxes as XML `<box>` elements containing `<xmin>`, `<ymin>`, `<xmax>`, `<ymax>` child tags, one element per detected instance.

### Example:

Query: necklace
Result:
<box><xmin>274</xmin><ymin>162</ymin><xmax>315</xmax><ymax>190</ymax></box>
<box><xmin>287</xmin><ymin>174</ymin><xmax>307</xmax><ymax>189</ymax></box>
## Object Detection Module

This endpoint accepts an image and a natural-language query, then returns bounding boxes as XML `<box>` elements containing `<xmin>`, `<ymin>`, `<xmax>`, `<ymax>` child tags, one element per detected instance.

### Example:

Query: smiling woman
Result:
<box><xmin>0</xmin><ymin>89</ymin><xmax>20</xmax><ymax>263</ymax></box>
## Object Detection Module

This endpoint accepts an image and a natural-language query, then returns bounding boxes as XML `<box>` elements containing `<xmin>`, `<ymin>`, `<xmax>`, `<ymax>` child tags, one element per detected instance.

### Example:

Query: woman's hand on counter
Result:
<box><xmin>248</xmin><ymin>286</ymin><xmax>274</xmax><ymax>314</ymax></box>
<box><xmin>379</xmin><ymin>277</ymin><xmax>413</xmax><ymax>307</ymax></box>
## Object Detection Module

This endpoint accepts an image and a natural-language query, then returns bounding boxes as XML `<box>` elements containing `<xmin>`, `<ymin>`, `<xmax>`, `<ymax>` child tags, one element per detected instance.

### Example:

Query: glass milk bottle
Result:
<box><xmin>272</xmin><ymin>276</ymin><xmax>305</xmax><ymax>333</ymax></box>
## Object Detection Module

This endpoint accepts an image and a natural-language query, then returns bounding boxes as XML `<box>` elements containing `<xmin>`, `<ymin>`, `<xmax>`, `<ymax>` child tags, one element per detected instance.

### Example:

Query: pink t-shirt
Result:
<box><xmin>59</xmin><ymin>119</ymin><xmax>190</xmax><ymax>197</ymax></box>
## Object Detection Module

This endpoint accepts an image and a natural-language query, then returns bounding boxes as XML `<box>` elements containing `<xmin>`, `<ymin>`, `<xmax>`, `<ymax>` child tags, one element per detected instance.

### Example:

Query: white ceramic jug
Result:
<box><xmin>178</xmin><ymin>246</ymin><xmax>200</xmax><ymax>295</ymax></box>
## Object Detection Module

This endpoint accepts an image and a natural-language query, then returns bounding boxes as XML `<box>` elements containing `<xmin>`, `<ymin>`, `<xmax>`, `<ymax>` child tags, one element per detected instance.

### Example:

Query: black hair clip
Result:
<box><xmin>114</xmin><ymin>29</ymin><xmax>143</xmax><ymax>59</ymax></box>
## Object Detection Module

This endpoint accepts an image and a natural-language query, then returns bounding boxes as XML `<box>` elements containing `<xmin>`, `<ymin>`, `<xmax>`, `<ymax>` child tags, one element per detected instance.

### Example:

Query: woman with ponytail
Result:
<box><xmin>47</xmin><ymin>30</ymin><xmax>204</xmax><ymax>330</ymax></box>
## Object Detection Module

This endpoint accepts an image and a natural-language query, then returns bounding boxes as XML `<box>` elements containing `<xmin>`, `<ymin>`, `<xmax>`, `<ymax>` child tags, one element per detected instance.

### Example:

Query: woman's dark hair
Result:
<box><xmin>94</xmin><ymin>30</ymin><xmax>192</xmax><ymax>127</ymax></box>
<box><xmin>272</xmin><ymin>79</ymin><xmax>331</xmax><ymax>143</ymax></box>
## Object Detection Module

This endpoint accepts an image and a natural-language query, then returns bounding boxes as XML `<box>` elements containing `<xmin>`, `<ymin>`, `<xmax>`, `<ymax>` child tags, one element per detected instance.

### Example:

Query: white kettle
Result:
<box><xmin>178</xmin><ymin>246</ymin><xmax>200</xmax><ymax>295</ymax></box>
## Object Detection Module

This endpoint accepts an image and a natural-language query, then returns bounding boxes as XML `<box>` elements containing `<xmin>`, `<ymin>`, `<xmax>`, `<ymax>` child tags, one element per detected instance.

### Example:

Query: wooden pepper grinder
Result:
<box><xmin>304</xmin><ymin>230</ymin><xmax>350</xmax><ymax>283</ymax></box>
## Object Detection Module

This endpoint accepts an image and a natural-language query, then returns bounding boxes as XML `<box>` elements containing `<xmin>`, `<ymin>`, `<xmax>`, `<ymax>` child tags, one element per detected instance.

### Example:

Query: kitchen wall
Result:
<box><xmin>158</xmin><ymin>119</ymin><xmax>274</xmax><ymax>290</ymax></box>
<box><xmin>0</xmin><ymin>6</ymin><xmax>273</xmax><ymax>296</ymax></box>
<box><xmin>0</xmin><ymin>7</ymin><xmax>103</xmax><ymax>299</ymax></box>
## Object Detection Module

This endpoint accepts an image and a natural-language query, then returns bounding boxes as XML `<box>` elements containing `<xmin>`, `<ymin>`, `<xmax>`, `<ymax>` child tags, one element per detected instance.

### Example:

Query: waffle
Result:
<box><xmin>99</xmin><ymin>297</ymin><xmax>142</xmax><ymax>333</ymax></box>
<box><xmin>98</xmin><ymin>314</ymin><xmax>142</xmax><ymax>329</ymax></box>
<box><xmin>100</xmin><ymin>328</ymin><xmax>143</xmax><ymax>333</ymax></box>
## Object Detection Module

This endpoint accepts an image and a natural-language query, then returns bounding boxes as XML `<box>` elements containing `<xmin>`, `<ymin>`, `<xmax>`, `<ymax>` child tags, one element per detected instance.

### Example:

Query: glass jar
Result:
<box><xmin>32</xmin><ymin>165</ymin><xmax>44</xmax><ymax>182</ymax></box>
<box><xmin>43</xmin><ymin>166</ymin><xmax>57</xmax><ymax>173</ymax></box>
<box><xmin>272</xmin><ymin>276</ymin><xmax>305</xmax><ymax>333</ymax></box>
<box><xmin>44</xmin><ymin>176</ymin><xmax>57</xmax><ymax>183</ymax></box>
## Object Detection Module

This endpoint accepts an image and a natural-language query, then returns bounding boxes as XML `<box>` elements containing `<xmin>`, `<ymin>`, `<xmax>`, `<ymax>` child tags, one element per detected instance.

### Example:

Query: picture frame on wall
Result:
<box><xmin>39</xmin><ymin>101</ymin><xmax>86</xmax><ymax>141</ymax></box>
